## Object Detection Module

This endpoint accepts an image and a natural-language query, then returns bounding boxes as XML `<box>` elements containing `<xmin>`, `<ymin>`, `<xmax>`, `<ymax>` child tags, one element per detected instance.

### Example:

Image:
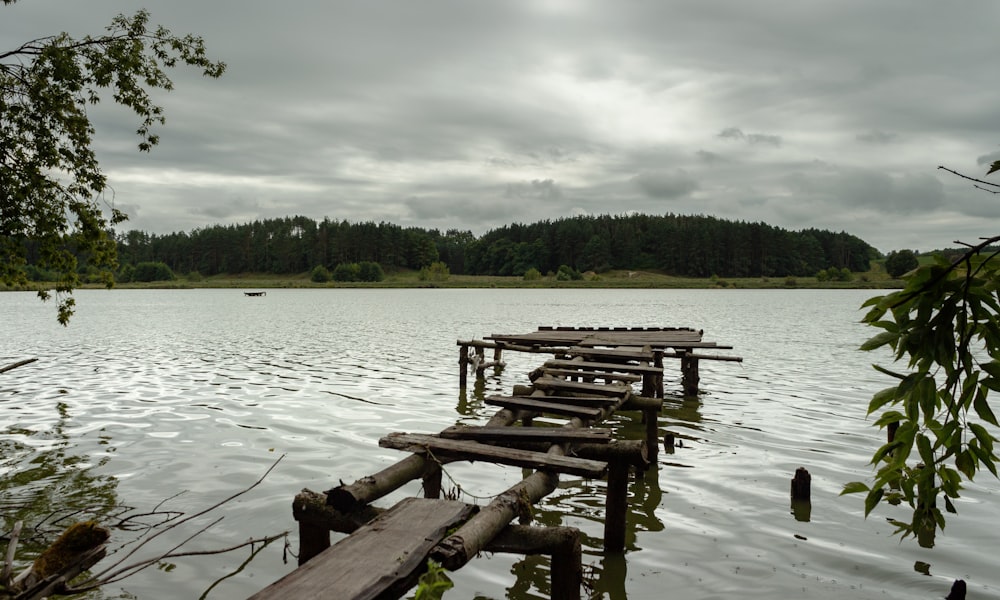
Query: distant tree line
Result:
<box><xmin>106</xmin><ymin>213</ymin><xmax>877</xmax><ymax>279</ymax></box>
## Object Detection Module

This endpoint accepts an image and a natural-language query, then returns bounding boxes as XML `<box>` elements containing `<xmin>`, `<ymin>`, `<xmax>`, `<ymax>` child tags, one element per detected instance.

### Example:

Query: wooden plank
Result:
<box><xmin>544</xmin><ymin>358</ymin><xmax>662</xmax><ymax>374</ymax></box>
<box><xmin>249</xmin><ymin>497</ymin><xmax>475</xmax><ymax>600</ymax></box>
<box><xmin>484</xmin><ymin>395</ymin><xmax>605</xmax><ymax>419</ymax></box>
<box><xmin>565</xmin><ymin>347</ymin><xmax>654</xmax><ymax>362</ymax></box>
<box><xmin>439</xmin><ymin>425</ymin><xmax>613</xmax><ymax>444</ymax></box>
<box><xmin>517</xmin><ymin>394</ymin><xmax>617</xmax><ymax>406</ymax></box>
<box><xmin>379</xmin><ymin>433</ymin><xmax>608</xmax><ymax>478</ymax></box>
<box><xmin>531</xmin><ymin>376</ymin><xmax>631</xmax><ymax>397</ymax></box>
<box><xmin>540</xmin><ymin>367</ymin><xmax>642</xmax><ymax>382</ymax></box>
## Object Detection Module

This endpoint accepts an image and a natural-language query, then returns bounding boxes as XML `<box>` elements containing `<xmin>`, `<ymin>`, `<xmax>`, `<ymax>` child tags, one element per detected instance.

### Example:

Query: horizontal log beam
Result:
<box><xmin>661</xmin><ymin>351</ymin><xmax>743</xmax><ymax>362</ymax></box>
<box><xmin>543</xmin><ymin>358</ymin><xmax>662</xmax><ymax>374</ymax></box>
<box><xmin>439</xmin><ymin>425</ymin><xmax>612</xmax><ymax>444</ymax></box>
<box><xmin>485</xmin><ymin>396</ymin><xmax>605</xmax><ymax>419</ymax></box>
<box><xmin>379</xmin><ymin>433</ymin><xmax>608</xmax><ymax>478</ymax></box>
<box><xmin>539</xmin><ymin>367</ymin><xmax>643</xmax><ymax>382</ymax></box>
<box><xmin>531</xmin><ymin>376</ymin><xmax>631</xmax><ymax>397</ymax></box>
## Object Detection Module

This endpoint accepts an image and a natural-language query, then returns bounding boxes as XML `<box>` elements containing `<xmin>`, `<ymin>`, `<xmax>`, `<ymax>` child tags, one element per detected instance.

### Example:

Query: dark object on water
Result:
<box><xmin>946</xmin><ymin>579</ymin><xmax>966</xmax><ymax>600</ymax></box>
<box><xmin>244</xmin><ymin>291</ymin><xmax>266</xmax><ymax>297</ymax></box>
<box><xmin>791</xmin><ymin>467</ymin><xmax>811</xmax><ymax>501</ymax></box>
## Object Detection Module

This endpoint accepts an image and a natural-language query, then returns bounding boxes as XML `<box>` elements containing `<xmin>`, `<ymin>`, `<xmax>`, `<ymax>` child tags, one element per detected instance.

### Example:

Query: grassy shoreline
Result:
<box><xmin>57</xmin><ymin>268</ymin><xmax>905</xmax><ymax>291</ymax></box>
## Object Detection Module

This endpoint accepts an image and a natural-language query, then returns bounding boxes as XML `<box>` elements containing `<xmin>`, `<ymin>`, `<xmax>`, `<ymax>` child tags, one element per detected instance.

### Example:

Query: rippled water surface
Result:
<box><xmin>2</xmin><ymin>288</ymin><xmax>998</xmax><ymax>599</ymax></box>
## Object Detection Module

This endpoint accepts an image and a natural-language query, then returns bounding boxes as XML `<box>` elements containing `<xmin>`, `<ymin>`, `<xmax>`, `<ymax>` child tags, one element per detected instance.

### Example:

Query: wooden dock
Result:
<box><xmin>250</xmin><ymin>326</ymin><xmax>740</xmax><ymax>600</ymax></box>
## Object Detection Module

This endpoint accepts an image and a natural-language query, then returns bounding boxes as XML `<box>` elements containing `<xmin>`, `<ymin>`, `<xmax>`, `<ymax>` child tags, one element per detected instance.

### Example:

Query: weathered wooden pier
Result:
<box><xmin>251</xmin><ymin>326</ymin><xmax>740</xmax><ymax>600</ymax></box>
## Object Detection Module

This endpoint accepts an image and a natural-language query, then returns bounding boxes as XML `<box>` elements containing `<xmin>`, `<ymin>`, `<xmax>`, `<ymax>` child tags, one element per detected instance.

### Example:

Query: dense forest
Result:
<box><xmin>107</xmin><ymin>213</ymin><xmax>878</xmax><ymax>280</ymax></box>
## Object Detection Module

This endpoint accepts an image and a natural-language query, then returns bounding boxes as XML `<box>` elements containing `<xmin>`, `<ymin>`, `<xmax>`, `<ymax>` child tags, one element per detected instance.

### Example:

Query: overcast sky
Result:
<box><xmin>4</xmin><ymin>1</ymin><xmax>999</xmax><ymax>253</ymax></box>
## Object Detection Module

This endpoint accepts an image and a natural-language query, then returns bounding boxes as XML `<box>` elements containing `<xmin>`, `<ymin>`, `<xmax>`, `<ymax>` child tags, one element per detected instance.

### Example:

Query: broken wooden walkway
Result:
<box><xmin>250</xmin><ymin>325</ymin><xmax>739</xmax><ymax>600</ymax></box>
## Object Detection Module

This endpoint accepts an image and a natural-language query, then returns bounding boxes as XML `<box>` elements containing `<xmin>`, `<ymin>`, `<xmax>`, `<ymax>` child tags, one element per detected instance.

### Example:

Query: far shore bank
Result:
<box><xmin>42</xmin><ymin>268</ymin><xmax>906</xmax><ymax>291</ymax></box>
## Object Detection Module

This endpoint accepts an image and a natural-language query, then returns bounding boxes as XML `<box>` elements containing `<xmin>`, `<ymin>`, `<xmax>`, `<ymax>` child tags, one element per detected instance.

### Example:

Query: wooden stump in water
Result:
<box><xmin>945</xmin><ymin>579</ymin><xmax>966</xmax><ymax>600</ymax></box>
<box><xmin>790</xmin><ymin>467</ymin><xmax>811</xmax><ymax>501</ymax></box>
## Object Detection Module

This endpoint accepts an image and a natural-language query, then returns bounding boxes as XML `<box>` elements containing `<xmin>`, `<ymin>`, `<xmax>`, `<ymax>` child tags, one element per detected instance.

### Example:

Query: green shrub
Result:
<box><xmin>556</xmin><ymin>264</ymin><xmax>582</xmax><ymax>281</ymax></box>
<box><xmin>132</xmin><ymin>261</ymin><xmax>175</xmax><ymax>282</ymax></box>
<box><xmin>332</xmin><ymin>263</ymin><xmax>360</xmax><ymax>282</ymax></box>
<box><xmin>815</xmin><ymin>269</ymin><xmax>829</xmax><ymax>282</ymax></box>
<box><xmin>523</xmin><ymin>267</ymin><xmax>542</xmax><ymax>281</ymax></box>
<box><xmin>311</xmin><ymin>265</ymin><xmax>332</xmax><ymax>283</ymax></box>
<box><xmin>784</xmin><ymin>276</ymin><xmax>797</xmax><ymax>287</ymax></box>
<box><xmin>419</xmin><ymin>261</ymin><xmax>450</xmax><ymax>282</ymax></box>
<box><xmin>358</xmin><ymin>261</ymin><xmax>385</xmax><ymax>282</ymax></box>
<box><xmin>117</xmin><ymin>264</ymin><xmax>135</xmax><ymax>283</ymax></box>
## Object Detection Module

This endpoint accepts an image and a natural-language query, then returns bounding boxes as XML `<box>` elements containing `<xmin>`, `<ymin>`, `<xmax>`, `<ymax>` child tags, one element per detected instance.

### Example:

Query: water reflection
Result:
<box><xmin>0</xmin><ymin>400</ymin><xmax>120</xmax><ymax>575</ymax></box>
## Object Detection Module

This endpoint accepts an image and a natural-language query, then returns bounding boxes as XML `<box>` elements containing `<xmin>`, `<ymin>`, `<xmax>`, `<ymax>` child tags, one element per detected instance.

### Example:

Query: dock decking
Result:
<box><xmin>251</xmin><ymin>325</ymin><xmax>740</xmax><ymax>600</ymax></box>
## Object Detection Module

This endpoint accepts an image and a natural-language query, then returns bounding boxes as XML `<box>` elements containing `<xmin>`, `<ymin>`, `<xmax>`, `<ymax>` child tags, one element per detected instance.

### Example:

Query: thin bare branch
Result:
<box><xmin>938</xmin><ymin>165</ymin><xmax>1000</xmax><ymax>189</ymax></box>
<box><xmin>85</xmin><ymin>454</ymin><xmax>284</xmax><ymax>583</ymax></box>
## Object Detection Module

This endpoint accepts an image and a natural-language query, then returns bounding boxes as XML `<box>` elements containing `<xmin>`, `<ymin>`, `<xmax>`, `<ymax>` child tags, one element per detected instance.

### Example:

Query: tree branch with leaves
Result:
<box><xmin>0</xmin><ymin>3</ymin><xmax>224</xmax><ymax>324</ymax></box>
<box><xmin>844</xmin><ymin>163</ymin><xmax>1000</xmax><ymax>545</ymax></box>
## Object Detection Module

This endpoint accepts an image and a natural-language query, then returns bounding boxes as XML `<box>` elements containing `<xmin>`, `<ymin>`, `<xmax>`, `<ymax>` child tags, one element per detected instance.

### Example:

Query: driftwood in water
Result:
<box><xmin>0</xmin><ymin>358</ymin><xmax>37</xmax><ymax>375</ymax></box>
<box><xmin>5</xmin><ymin>521</ymin><xmax>109</xmax><ymax>600</ymax></box>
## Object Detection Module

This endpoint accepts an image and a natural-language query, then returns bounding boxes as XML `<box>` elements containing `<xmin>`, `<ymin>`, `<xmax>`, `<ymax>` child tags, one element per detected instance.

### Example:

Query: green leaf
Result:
<box><xmin>868</xmin><ymin>386</ymin><xmax>900</xmax><ymax>415</ymax></box>
<box><xmin>861</xmin><ymin>331</ymin><xmax>900</xmax><ymax>351</ymax></box>
<box><xmin>841</xmin><ymin>481</ymin><xmax>870</xmax><ymax>495</ymax></box>
<box><xmin>956</xmin><ymin>450</ymin><xmax>976</xmax><ymax>479</ymax></box>
<box><xmin>974</xmin><ymin>393</ymin><xmax>1000</xmax><ymax>427</ymax></box>
<box><xmin>863</xmin><ymin>487</ymin><xmax>884</xmax><ymax>517</ymax></box>
<box><xmin>988</xmin><ymin>160</ymin><xmax>1000</xmax><ymax>175</ymax></box>
<box><xmin>980</xmin><ymin>360</ymin><xmax>1000</xmax><ymax>380</ymax></box>
<box><xmin>916</xmin><ymin>433</ymin><xmax>935</xmax><ymax>468</ymax></box>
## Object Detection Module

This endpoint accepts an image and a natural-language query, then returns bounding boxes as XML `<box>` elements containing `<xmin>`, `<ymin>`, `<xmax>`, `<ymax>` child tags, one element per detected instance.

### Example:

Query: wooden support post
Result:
<box><xmin>423</xmin><ymin>462</ymin><xmax>442</xmax><ymax>499</ymax></box>
<box><xmin>493</xmin><ymin>346</ymin><xmax>504</xmax><ymax>374</ymax></box>
<box><xmin>604</xmin><ymin>460</ymin><xmax>630</xmax><ymax>553</ymax></box>
<box><xmin>653</xmin><ymin>351</ymin><xmax>664</xmax><ymax>398</ymax></box>
<box><xmin>297</xmin><ymin>518</ymin><xmax>330</xmax><ymax>566</ymax></box>
<box><xmin>643</xmin><ymin>407</ymin><xmax>658</xmax><ymax>464</ymax></box>
<box><xmin>485</xmin><ymin>525</ymin><xmax>582</xmax><ymax>600</ymax></box>
<box><xmin>550</xmin><ymin>532</ymin><xmax>583</xmax><ymax>600</ymax></box>
<box><xmin>459</xmin><ymin>345</ymin><xmax>468</xmax><ymax>389</ymax></box>
<box><xmin>680</xmin><ymin>351</ymin><xmax>699</xmax><ymax>396</ymax></box>
<box><xmin>293</xmin><ymin>490</ymin><xmax>384</xmax><ymax>564</ymax></box>
<box><xmin>475</xmin><ymin>346</ymin><xmax>486</xmax><ymax>379</ymax></box>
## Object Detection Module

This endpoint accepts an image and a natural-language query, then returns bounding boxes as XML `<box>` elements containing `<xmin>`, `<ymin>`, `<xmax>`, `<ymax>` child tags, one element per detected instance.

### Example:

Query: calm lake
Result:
<box><xmin>2</xmin><ymin>288</ymin><xmax>998</xmax><ymax>599</ymax></box>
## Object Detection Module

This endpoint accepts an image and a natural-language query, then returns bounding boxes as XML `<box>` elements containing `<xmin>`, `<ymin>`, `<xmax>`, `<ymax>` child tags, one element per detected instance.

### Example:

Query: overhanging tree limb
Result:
<box><xmin>0</xmin><ymin>6</ymin><xmax>225</xmax><ymax>324</ymax></box>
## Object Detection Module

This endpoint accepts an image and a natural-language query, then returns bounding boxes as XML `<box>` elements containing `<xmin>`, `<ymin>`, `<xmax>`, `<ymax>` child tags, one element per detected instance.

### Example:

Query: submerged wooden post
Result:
<box><xmin>459</xmin><ymin>345</ymin><xmax>469</xmax><ymax>389</ymax></box>
<box><xmin>604</xmin><ymin>459</ymin><xmax>630</xmax><ymax>552</ymax></box>
<box><xmin>485</xmin><ymin>525</ymin><xmax>582</xmax><ymax>600</ymax></box>
<box><xmin>680</xmin><ymin>351</ymin><xmax>699</xmax><ymax>396</ymax></box>
<box><xmin>643</xmin><ymin>407</ymin><xmax>658</xmax><ymax>464</ymax></box>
